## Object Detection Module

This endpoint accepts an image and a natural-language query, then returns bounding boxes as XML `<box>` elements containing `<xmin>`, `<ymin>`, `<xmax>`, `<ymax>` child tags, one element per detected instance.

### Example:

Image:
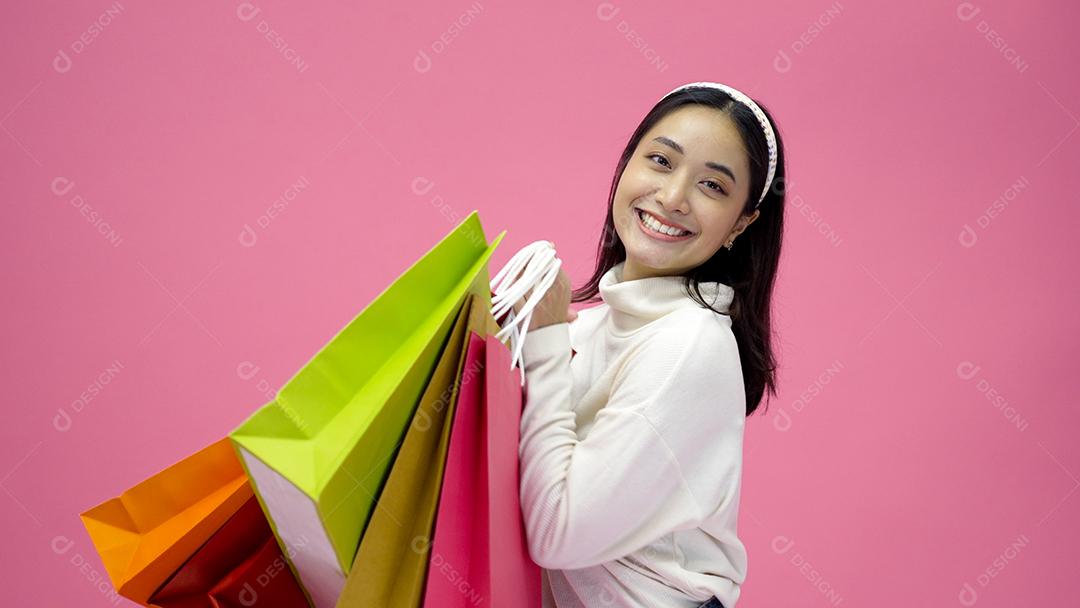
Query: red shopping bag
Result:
<box><xmin>148</xmin><ymin>496</ymin><xmax>310</xmax><ymax>608</ymax></box>
<box><xmin>421</xmin><ymin>330</ymin><xmax>540</xmax><ymax>607</ymax></box>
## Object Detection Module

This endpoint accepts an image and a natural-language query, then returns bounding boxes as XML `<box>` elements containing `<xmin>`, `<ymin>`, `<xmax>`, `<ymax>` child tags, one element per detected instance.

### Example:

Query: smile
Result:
<box><xmin>635</xmin><ymin>209</ymin><xmax>695</xmax><ymax>241</ymax></box>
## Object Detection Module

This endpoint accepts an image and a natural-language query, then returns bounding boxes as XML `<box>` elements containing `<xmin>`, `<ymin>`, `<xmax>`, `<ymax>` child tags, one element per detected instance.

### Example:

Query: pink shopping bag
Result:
<box><xmin>422</xmin><ymin>331</ymin><xmax>540</xmax><ymax>607</ymax></box>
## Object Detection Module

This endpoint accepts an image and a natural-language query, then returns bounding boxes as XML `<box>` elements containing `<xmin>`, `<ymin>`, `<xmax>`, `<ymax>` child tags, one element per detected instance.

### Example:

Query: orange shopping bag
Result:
<box><xmin>80</xmin><ymin>438</ymin><xmax>253</xmax><ymax>605</ymax></box>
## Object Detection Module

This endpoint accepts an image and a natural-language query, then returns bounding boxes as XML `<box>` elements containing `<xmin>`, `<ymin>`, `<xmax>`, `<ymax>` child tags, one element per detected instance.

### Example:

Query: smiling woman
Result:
<box><xmin>613</xmin><ymin>103</ymin><xmax>766</xmax><ymax>282</ymax></box>
<box><xmin>576</xmin><ymin>83</ymin><xmax>786</xmax><ymax>417</ymax></box>
<box><xmin>513</xmin><ymin>82</ymin><xmax>788</xmax><ymax>608</ymax></box>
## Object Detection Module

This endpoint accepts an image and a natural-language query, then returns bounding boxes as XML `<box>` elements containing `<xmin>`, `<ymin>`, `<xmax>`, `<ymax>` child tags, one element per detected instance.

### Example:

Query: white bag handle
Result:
<box><xmin>490</xmin><ymin>240</ymin><xmax>564</xmax><ymax>386</ymax></box>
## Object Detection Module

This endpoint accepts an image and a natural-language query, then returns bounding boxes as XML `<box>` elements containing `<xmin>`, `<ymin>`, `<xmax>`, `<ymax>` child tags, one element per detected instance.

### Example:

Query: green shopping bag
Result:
<box><xmin>335</xmin><ymin>291</ymin><xmax>490</xmax><ymax>608</ymax></box>
<box><xmin>229</xmin><ymin>211</ymin><xmax>504</xmax><ymax>608</ymax></box>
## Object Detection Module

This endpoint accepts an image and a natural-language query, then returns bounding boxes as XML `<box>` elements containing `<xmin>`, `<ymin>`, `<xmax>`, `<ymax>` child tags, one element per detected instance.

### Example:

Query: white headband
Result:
<box><xmin>662</xmin><ymin>81</ymin><xmax>777</xmax><ymax>208</ymax></box>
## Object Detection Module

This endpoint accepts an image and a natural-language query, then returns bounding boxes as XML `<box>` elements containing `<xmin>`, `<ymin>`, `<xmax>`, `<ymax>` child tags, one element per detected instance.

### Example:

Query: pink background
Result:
<box><xmin>3</xmin><ymin>0</ymin><xmax>1078</xmax><ymax>605</ymax></box>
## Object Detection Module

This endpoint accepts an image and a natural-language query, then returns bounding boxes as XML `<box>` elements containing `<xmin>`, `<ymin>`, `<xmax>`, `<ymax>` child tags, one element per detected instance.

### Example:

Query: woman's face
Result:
<box><xmin>613</xmin><ymin>105</ymin><xmax>759</xmax><ymax>282</ymax></box>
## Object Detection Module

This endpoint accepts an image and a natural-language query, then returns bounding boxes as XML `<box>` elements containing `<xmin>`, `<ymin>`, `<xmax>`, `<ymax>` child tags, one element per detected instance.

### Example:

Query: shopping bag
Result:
<box><xmin>205</xmin><ymin>536</ymin><xmax>308</xmax><ymax>608</ymax></box>
<box><xmin>230</xmin><ymin>211</ymin><xmax>505</xmax><ymax>608</ymax></box>
<box><xmin>148</xmin><ymin>495</ymin><xmax>309</xmax><ymax>608</ymax></box>
<box><xmin>484</xmin><ymin>331</ymin><xmax>541</xmax><ymax>605</ymax></box>
<box><xmin>79</xmin><ymin>438</ymin><xmax>253</xmax><ymax>605</ymax></box>
<box><xmin>421</xmin><ymin>326</ymin><xmax>541</xmax><ymax>607</ymax></box>
<box><xmin>335</xmin><ymin>291</ymin><xmax>488</xmax><ymax>608</ymax></box>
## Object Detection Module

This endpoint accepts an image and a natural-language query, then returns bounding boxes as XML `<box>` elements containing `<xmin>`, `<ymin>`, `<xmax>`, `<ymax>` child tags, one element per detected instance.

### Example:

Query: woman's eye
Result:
<box><xmin>704</xmin><ymin>181</ymin><xmax>728</xmax><ymax>196</ymax></box>
<box><xmin>647</xmin><ymin>154</ymin><xmax>726</xmax><ymax>195</ymax></box>
<box><xmin>647</xmin><ymin>153</ymin><xmax>671</xmax><ymax>168</ymax></box>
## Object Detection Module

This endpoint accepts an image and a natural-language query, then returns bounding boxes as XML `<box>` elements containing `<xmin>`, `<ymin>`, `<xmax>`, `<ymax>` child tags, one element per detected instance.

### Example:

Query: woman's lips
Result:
<box><xmin>636</xmin><ymin>208</ymin><xmax>694</xmax><ymax>233</ymax></box>
<box><xmin>635</xmin><ymin>208</ymin><xmax>695</xmax><ymax>242</ymax></box>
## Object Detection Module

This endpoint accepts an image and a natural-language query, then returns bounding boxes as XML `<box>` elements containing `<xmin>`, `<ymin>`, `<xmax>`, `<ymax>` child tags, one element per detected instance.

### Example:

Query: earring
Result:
<box><xmin>724</xmin><ymin>240</ymin><xmax>734</xmax><ymax>250</ymax></box>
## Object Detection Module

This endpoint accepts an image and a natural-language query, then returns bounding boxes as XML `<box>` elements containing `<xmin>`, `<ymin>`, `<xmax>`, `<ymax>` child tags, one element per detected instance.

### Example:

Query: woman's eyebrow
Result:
<box><xmin>652</xmin><ymin>136</ymin><xmax>738</xmax><ymax>185</ymax></box>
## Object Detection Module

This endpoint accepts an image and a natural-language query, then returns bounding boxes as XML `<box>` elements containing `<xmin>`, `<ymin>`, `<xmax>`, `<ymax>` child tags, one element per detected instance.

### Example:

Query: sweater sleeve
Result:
<box><xmin>517</xmin><ymin>317</ymin><xmax>743</xmax><ymax>571</ymax></box>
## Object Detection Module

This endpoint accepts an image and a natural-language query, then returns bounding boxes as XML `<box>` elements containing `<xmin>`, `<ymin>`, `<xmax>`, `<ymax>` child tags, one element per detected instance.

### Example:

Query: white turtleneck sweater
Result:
<box><xmin>518</xmin><ymin>260</ymin><xmax>748</xmax><ymax>608</ymax></box>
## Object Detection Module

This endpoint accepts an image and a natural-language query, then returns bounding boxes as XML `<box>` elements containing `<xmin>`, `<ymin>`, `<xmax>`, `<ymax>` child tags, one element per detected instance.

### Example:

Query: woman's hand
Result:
<box><xmin>512</xmin><ymin>266</ymin><xmax>578</xmax><ymax>329</ymax></box>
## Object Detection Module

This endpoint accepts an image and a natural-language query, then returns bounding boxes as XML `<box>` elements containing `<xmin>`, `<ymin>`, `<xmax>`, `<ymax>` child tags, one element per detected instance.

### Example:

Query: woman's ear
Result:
<box><xmin>745</xmin><ymin>209</ymin><xmax>761</xmax><ymax>227</ymax></box>
<box><xmin>729</xmin><ymin>209</ymin><xmax>761</xmax><ymax>241</ymax></box>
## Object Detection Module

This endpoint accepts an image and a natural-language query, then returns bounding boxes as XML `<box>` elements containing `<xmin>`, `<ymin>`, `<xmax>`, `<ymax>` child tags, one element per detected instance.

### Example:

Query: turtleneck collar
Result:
<box><xmin>598</xmin><ymin>260</ymin><xmax>734</xmax><ymax>333</ymax></box>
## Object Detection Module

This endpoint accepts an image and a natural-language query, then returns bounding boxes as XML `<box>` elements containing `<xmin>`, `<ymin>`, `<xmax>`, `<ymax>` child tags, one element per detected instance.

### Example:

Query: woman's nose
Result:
<box><xmin>657</xmin><ymin>178</ymin><xmax>691</xmax><ymax>214</ymax></box>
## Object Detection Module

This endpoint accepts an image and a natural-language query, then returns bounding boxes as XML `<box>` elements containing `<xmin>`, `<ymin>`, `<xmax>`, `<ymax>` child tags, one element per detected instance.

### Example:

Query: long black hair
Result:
<box><xmin>571</xmin><ymin>85</ymin><xmax>787</xmax><ymax>417</ymax></box>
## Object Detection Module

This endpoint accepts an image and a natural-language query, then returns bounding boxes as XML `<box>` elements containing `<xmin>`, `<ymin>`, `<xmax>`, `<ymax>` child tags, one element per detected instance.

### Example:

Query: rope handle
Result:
<box><xmin>489</xmin><ymin>240</ymin><xmax>564</xmax><ymax>386</ymax></box>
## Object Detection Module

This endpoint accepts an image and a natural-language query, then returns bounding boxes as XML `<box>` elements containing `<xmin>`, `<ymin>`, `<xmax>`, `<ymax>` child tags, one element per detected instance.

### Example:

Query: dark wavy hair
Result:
<box><xmin>571</xmin><ymin>85</ymin><xmax>787</xmax><ymax>417</ymax></box>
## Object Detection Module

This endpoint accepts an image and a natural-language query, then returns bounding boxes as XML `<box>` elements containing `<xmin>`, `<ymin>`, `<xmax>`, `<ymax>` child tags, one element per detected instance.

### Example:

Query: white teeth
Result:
<box><xmin>638</xmin><ymin>210</ymin><xmax>690</xmax><ymax>236</ymax></box>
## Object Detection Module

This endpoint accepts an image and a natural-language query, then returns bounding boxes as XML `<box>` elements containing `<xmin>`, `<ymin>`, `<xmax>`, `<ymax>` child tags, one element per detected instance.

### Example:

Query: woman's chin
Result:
<box><xmin>626</xmin><ymin>252</ymin><xmax>679</xmax><ymax>275</ymax></box>
<box><xmin>627</xmin><ymin>239</ymin><xmax>681</xmax><ymax>260</ymax></box>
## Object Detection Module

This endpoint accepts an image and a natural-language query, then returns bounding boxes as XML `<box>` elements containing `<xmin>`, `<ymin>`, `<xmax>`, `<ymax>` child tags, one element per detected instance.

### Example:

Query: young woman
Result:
<box><xmin>513</xmin><ymin>82</ymin><xmax>786</xmax><ymax>608</ymax></box>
